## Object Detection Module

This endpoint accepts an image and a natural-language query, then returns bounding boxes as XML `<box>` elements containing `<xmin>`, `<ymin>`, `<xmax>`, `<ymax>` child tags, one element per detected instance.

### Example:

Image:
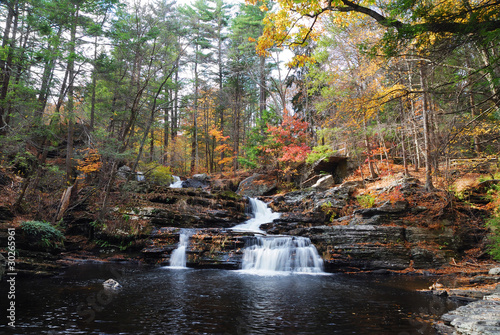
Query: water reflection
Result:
<box><xmin>0</xmin><ymin>264</ymin><xmax>459</xmax><ymax>335</ymax></box>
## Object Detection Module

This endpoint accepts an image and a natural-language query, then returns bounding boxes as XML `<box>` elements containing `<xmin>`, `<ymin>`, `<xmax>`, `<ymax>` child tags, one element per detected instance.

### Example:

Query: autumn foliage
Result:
<box><xmin>260</xmin><ymin>110</ymin><xmax>311</xmax><ymax>173</ymax></box>
<box><xmin>76</xmin><ymin>148</ymin><xmax>102</xmax><ymax>176</ymax></box>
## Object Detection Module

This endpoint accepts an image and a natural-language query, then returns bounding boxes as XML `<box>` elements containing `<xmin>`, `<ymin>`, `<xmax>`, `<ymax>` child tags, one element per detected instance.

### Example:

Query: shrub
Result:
<box><xmin>20</xmin><ymin>221</ymin><xmax>65</xmax><ymax>249</ymax></box>
<box><xmin>486</xmin><ymin>216</ymin><xmax>500</xmax><ymax>261</ymax></box>
<box><xmin>356</xmin><ymin>194</ymin><xmax>376</xmax><ymax>208</ymax></box>
<box><xmin>139</xmin><ymin>163</ymin><xmax>173</xmax><ymax>185</ymax></box>
<box><xmin>306</xmin><ymin>145</ymin><xmax>336</xmax><ymax>164</ymax></box>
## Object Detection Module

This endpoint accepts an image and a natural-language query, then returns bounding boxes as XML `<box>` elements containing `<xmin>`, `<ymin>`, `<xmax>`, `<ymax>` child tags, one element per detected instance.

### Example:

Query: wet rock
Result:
<box><xmin>303</xmin><ymin>225</ymin><xmax>410</xmax><ymax>271</ymax></box>
<box><xmin>431</xmin><ymin>289</ymin><xmax>449</xmax><ymax>297</ymax></box>
<box><xmin>489</xmin><ymin>267</ymin><xmax>500</xmax><ymax>276</ymax></box>
<box><xmin>469</xmin><ymin>276</ymin><xmax>500</xmax><ymax>284</ymax></box>
<box><xmin>182</xmin><ymin>178</ymin><xmax>209</xmax><ymax>189</ymax></box>
<box><xmin>211</xmin><ymin>179</ymin><xmax>240</xmax><ymax>192</ymax></box>
<box><xmin>439</xmin><ymin>300</ymin><xmax>500</xmax><ymax>335</ymax></box>
<box><xmin>141</xmin><ymin>228</ymin><xmax>247</xmax><ymax>269</ymax></box>
<box><xmin>103</xmin><ymin>279</ymin><xmax>122</xmax><ymax>290</ymax></box>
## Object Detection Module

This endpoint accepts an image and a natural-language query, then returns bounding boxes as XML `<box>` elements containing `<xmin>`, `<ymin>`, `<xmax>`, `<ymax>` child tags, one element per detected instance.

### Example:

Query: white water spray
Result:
<box><xmin>231</xmin><ymin>198</ymin><xmax>281</xmax><ymax>234</ymax></box>
<box><xmin>169</xmin><ymin>231</ymin><xmax>190</xmax><ymax>268</ymax></box>
<box><xmin>241</xmin><ymin>236</ymin><xmax>324</xmax><ymax>275</ymax></box>
<box><xmin>170</xmin><ymin>175</ymin><xmax>183</xmax><ymax>188</ymax></box>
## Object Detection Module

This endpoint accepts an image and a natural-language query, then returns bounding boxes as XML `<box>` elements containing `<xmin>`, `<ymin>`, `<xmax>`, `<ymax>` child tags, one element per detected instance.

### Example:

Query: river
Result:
<box><xmin>0</xmin><ymin>263</ymin><xmax>460</xmax><ymax>334</ymax></box>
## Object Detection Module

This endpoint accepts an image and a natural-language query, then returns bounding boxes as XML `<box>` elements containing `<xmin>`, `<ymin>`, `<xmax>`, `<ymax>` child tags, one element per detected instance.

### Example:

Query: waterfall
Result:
<box><xmin>169</xmin><ymin>231</ymin><xmax>190</xmax><ymax>268</ymax></box>
<box><xmin>136</xmin><ymin>171</ymin><xmax>145</xmax><ymax>182</ymax></box>
<box><xmin>240</xmin><ymin>236</ymin><xmax>324</xmax><ymax>275</ymax></box>
<box><xmin>230</xmin><ymin>198</ymin><xmax>281</xmax><ymax>234</ymax></box>
<box><xmin>169</xmin><ymin>175</ymin><xmax>183</xmax><ymax>188</ymax></box>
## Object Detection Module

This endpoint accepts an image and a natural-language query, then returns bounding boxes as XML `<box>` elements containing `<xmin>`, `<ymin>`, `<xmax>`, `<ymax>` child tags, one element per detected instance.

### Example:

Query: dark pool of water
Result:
<box><xmin>1</xmin><ymin>264</ymin><xmax>460</xmax><ymax>334</ymax></box>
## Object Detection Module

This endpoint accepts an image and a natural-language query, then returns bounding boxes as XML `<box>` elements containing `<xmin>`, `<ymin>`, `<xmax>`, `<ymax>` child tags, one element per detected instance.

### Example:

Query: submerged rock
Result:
<box><xmin>103</xmin><ymin>279</ymin><xmax>122</xmax><ymax>290</ymax></box>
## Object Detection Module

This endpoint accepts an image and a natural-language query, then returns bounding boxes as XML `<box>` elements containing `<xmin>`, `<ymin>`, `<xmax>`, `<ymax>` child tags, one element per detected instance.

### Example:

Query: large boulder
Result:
<box><xmin>304</xmin><ymin>156</ymin><xmax>350</xmax><ymax>185</ymax></box>
<box><xmin>117</xmin><ymin>165</ymin><xmax>132</xmax><ymax>179</ymax></box>
<box><xmin>311</xmin><ymin>175</ymin><xmax>335</xmax><ymax>190</ymax></box>
<box><xmin>236</xmin><ymin>173</ymin><xmax>277</xmax><ymax>197</ymax></box>
<box><xmin>182</xmin><ymin>174</ymin><xmax>210</xmax><ymax>189</ymax></box>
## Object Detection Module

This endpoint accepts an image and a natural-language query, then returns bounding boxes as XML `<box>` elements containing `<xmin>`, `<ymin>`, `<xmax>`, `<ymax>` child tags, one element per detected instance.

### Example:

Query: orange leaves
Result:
<box><xmin>76</xmin><ymin>148</ymin><xmax>102</xmax><ymax>175</ymax></box>
<box><xmin>279</xmin><ymin>143</ymin><xmax>311</xmax><ymax>162</ymax></box>
<box><xmin>209</xmin><ymin>127</ymin><xmax>234</xmax><ymax>166</ymax></box>
<box><xmin>209</xmin><ymin>128</ymin><xmax>230</xmax><ymax>142</ymax></box>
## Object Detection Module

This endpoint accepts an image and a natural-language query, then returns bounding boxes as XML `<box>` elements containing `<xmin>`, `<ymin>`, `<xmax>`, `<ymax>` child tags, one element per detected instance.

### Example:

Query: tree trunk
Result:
<box><xmin>259</xmin><ymin>55</ymin><xmax>266</xmax><ymax>118</ymax></box>
<box><xmin>65</xmin><ymin>5</ymin><xmax>79</xmax><ymax>184</ymax></box>
<box><xmin>0</xmin><ymin>0</ymin><xmax>19</xmax><ymax>134</ymax></box>
<box><xmin>191</xmin><ymin>45</ymin><xmax>199</xmax><ymax>174</ymax></box>
<box><xmin>419</xmin><ymin>62</ymin><xmax>434</xmax><ymax>191</ymax></box>
<box><xmin>399</xmin><ymin>99</ymin><xmax>409</xmax><ymax>176</ymax></box>
<box><xmin>363</xmin><ymin>118</ymin><xmax>377</xmax><ymax>179</ymax></box>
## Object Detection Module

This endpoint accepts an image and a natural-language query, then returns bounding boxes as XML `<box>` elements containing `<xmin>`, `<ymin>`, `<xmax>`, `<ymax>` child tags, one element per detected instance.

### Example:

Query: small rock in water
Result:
<box><xmin>103</xmin><ymin>279</ymin><xmax>122</xmax><ymax>290</ymax></box>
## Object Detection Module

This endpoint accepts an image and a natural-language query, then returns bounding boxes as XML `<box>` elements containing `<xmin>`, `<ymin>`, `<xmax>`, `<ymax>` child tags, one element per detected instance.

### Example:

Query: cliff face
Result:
<box><xmin>0</xmin><ymin>171</ymin><xmax>491</xmax><ymax>275</ymax></box>
<box><xmin>139</xmin><ymin>175</ymin><xmax>488</xmax><ymax>272</ymax></box>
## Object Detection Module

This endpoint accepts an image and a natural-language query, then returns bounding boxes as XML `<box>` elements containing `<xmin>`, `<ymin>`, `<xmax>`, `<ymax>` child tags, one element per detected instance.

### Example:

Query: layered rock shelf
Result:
<box><xmin>135</xmin><ymin>176</ymin><xmax>486</xmax><ymax>272</ymax></box>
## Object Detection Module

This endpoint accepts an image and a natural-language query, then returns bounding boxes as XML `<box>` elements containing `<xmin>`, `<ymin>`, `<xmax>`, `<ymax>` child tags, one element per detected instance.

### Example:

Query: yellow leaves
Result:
<box><xmin>248</xmin><ymin>37</ymin><xmax>256</xmax><ymax>42</ymax></box>
<box><xmin>286</xmin><ymin>54</ymin><xmax>316</xmax><ymax>68</ymax></box>
<box><xmin>259</xmin><ymin>4</ymin><xmax>268</xmax><ymax>12</ymax></box>
<box><xmin>76</xmin><ymin>148</ymin><xmax>102</xmax><ymax>175</ymax></box>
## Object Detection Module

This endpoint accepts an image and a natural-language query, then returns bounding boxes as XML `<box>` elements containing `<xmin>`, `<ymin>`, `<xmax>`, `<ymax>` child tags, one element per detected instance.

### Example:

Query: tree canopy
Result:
<box><xmin>0</xmin><ymin>0</ymin><xmax>500</xmax><ymax>211</ymax></box>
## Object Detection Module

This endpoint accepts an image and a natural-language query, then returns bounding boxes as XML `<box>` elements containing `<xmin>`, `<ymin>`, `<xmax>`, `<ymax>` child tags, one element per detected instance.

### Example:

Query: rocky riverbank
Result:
<box><xmin>0</xmin><ymin>171</ymin><xmax>495</xmax><ymax>274</ymax></box>
<box><xmin>429</xmin><ymin>267</ymin><xmax>500</xmax><ymax>334</ymax></box>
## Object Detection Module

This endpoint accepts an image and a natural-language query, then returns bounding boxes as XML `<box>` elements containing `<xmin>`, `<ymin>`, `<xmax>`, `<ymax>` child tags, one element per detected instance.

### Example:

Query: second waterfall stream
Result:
<box><xmin>232</xmin><ymin>198</ymin><xmax>325</xmax><ymax>275</ymax></box>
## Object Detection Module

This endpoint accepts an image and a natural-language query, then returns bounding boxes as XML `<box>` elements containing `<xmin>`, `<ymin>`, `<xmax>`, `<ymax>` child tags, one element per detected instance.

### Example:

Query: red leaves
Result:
<box><xmin>261</xmin><ymin>109</ymin><xmax>311</xmax><ymax>165</ymax></box>
<box><xmin>279</xmin><ymin>144</ymin><xmax>311</xmax><ymax>162</ymax></box>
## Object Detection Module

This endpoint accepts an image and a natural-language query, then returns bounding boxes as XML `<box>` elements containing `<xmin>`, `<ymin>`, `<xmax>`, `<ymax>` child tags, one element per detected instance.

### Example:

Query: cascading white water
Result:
<box><xmin>169</xmin><ymin>232</ymin><xmax>189</xmax><ymax>268</ymax></box>
<box><xmin>230</xmin><ymin>198</ymin><xmax>281</xmax><ymax>234</ymax></box>
<box><xmin>231</xmin><ymin>198</ymin><xmax>325</xmax><ymax>275</ymax></box>
<box><xmin>241</xmin><ymin>236</ymin><xmax>324</xmax><ymax>275</ymax></box>
<box><xmin>169</xmin><ymin>175</ymin><xmax>183</xmax><ymax>188</ymax></box>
